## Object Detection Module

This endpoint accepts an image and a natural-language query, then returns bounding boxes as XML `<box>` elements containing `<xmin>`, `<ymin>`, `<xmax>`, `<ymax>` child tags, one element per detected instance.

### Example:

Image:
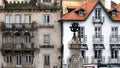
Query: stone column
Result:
<box><xmin>68</xmin><ymin>33</ymin><xmax>83</xmax><ymax>68</ymax></box>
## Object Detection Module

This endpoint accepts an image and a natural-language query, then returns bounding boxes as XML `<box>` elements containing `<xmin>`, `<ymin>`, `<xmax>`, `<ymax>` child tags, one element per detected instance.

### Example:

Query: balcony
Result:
<box><xmin>109</xmin><ymin>35</ymin><xmax>120</xmax><ymax>43</ymax></box>
<box><xmin>83</xmin><ymin>56</ymin><xmax>89</xmax><ymax>64</ymax></box>
<box><xmin>79</xmin><ymin>35</ymin><xmax>87</xmax><ymax>43</ymax></box>
<box><xmin>92</xmin><ymin>16</ymin><xmax>104</xmax><ymax>24</ymax></box>
<box><xmin>108</xmin><ymin>56</ymin><xmax>120</xmax><ymax>63</ymax></box>
<box><xmin>93</xmin><ymin>35</ymin><xmax>104</xmax><ymax>43</ymax></box>
<box><xmin>2</xmin><ymin>43</ymin><xmax>34</xmax><ymax>51</ymax></box>
<box><xmin>91</xmin><ymin>56</ymin><xmax>105</xmax><ymax>64</ymax></box>
<box><xmin>39</xmin><ymin>44</ymin><xmax>54</xmax><ymax>48</ymax></box>
<box><xmin>39</xmin><ymin>24</ymin><xmax>54</xmax><ymax>28</ymax></box>
<box><xmin>1</xmin><ymin>22</ymin><xmax>38</xmax><ymax>31</ymax></box>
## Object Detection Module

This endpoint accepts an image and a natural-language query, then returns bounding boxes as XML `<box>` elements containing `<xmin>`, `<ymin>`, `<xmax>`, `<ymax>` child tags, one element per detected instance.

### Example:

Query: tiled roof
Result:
<box><xmin>60</xmin><ymin>0</ymin><xmax>97</xmax><ymax>21</ymax></box>
<box><xmin>60</xmin><ymin>0</ymin><xmax>120</xmax><ymax>21</ymax></box>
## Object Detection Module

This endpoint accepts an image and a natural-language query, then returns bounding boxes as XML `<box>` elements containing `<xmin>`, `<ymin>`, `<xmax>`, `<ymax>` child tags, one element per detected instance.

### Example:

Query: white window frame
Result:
<box><xmin>6</xmin><ymin>55</ymin><xmax>12</xmax><ymax>63</ymax></box>
<box><xmin>95</xmin><ymin>8</ymin><xmax>101</xmax><ymax>19</ymax></box>
<box><xmin>111</xmin><ymin>27</ymin><xmax>118</xmax><ymax>37</ymax></box>
<box><xmin>24</xmin><ymin>14</ymin><xmax>31</xmax><ymax>23</ymax></box>
<box><xmin>16</xmin><ymin>55</ymin><xmax>21</xmax><ymax>65</ymax></box>
<box><xmin>43</xmin><ymin>14</ymin><xmax>50</xmax><ymax>23</ymax></box>
<box><xmin>25</xmin><ymin>36</ymin><xmax>31</xmax><ymax>43</ymax></box>
<box><xmin>112</xmin><ymin>12</ymin><xmax>116</xmax><ymax>16</ymax></box>
<box><xmin>95</xmin><ymin>27</ymin><xmax>101</xmax><ymax>38</ymax></box>
<box><xmin>79</xmin><ymin>11</ymin><xmax>83</xmax><ymax>16</ymax></box>
<box><xmin>26</xmin><ymin>55</ymin><xmax>32</xmax><ymax>64</ymax></box>
<box><xmin>15</xmin><ymin>14</ymin><xmax>22</xmax><ymax>23</ymax></box>
<box><xmin>43</xmin><ymin>34</ymin><xmax>50</xmax><ymax>44</ymax></box>
<box><xmin>44</xmin><ymin>55</ymin><xmax>50</xmax><ymax>65</ymax></box>
<box><xmin>111</xmin><ymin>49</ymin><xmax>118</xmax><ymax>59</ymax></box>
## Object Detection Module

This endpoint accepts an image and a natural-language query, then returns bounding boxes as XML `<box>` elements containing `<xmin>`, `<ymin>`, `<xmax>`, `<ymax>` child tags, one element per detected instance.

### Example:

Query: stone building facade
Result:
<box><xmin>0</xmin><ymin>0</ymin><xmax>62</xmax><ymax>68</ymax></box>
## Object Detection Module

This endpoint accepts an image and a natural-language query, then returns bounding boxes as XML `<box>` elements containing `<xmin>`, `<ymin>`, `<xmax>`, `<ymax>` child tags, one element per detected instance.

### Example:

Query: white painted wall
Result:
<box><xmin>63</xmin><ymin>3</ymin><xmax>120</xmax><ymax>65</ymax></box>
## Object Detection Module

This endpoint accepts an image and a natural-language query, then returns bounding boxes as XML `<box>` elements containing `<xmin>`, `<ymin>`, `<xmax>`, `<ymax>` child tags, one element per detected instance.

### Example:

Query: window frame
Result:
<box><xmin>43</xmin><ymin>34</ymin><xmax>50</xmax><ymax>44</ymax></box>
<box><xmin>6</xmin><ymin>55</ymin><xmax>12</xmax><ymax>63</ymax></box>
<box><xmin>43</xmin><ymin>14</ymin><xmax>50</xmax><ymax>23</ymax></box>
<box><xmin>44</xmin><ymin>55</ymin><xmax>50</xmax><ymax>65</ymax></box>
<box><xmin>26</xmin><ymin>55</ymin><xmax>32</xmax><ymax>64</ymax></box>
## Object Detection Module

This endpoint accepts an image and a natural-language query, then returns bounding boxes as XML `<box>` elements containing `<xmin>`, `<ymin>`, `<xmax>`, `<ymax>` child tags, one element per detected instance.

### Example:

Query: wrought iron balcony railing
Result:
<box><xmin>2</xmin><ymin>43</ymin><xmax>34</xmax><ymax>51</ymax></box>
<box><xmin>93</xmin><ymin>35</ymin><xmax>104</xmax><ymax>43</ymax></box>
<box><xmin>108</xmin><ymin>56</ymin><xmax>120</xmax><ymax>63</ymax></box>
<box><xmin>93</xmin><ymin>16</ymin><xmax>104</xmax><ymax>24</ymax></box>
<box><xmin>91</xmin><ymin>56</ymin><xmax>105</xmax><ymax>64</ymax></box>
<box><xmin>1</xmin><ymin>22</ymin><xmax>38</xmax><ymax>31</ymax></box>
<box><xmin>109</xmin><ymin>35</ymin><xmax>120</xmax><ymax>43</ymax></box>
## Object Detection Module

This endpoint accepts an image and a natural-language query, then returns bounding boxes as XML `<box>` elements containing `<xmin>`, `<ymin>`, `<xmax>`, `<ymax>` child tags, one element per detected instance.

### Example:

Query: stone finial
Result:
<box><xmin>71</xmin><ymin>33</ymin><xmax>79</xmax><ymax>44</ymax></box>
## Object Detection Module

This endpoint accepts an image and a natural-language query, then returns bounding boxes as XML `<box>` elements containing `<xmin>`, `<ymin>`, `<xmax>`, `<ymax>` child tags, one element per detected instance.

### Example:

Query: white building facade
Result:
<box><xmin>60</xmin><ymin>0</ymin><xmax>120</xmax><ymax>68</ymax></box>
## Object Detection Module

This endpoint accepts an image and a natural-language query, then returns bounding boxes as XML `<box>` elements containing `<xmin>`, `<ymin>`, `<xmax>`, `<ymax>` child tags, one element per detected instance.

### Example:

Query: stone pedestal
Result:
<box><xmin>68</xmin><ymin>34</ymin><xmax>83</xmax><ymax>68</ymax></box>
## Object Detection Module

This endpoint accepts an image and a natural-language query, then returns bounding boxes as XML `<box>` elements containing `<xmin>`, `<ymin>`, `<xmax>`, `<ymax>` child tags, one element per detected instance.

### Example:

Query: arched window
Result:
<box><xmin>14</xmin><ymin>32</ymin><xmax>21</xmax><ymax>44</ymax></box>
<box><xmin>24</xmin><ymin>32</ymin><xmax>31</xmax><ymax>43</ymax></box>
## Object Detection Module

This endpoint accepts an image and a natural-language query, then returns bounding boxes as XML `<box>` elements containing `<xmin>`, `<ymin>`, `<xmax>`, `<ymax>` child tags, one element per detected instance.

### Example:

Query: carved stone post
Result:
<box><xmin>68</xmin><ymin>23</ymin><xmax>83</xmax><ymax>68</ymax></box>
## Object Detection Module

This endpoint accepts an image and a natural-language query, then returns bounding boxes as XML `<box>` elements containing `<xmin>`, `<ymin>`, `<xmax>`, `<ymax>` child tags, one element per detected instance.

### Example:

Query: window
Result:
<box><xmin>15</xmin><ymin>36</ymin><xmax>21</xmax><ymax>43</ymax></box>
<box><xmin>43</xmin><ymin>14</ymin><xmax>50</xmax><ymax>23</ymax></box>
<box><xmin>81</xmin><ymin>50</ymin><xmax>85</xmax><ymax>58</ymax></box>
<box><xmin>95</xmin><ymin>27</ymin><xmax>101</xmax><ymax>38</ymax></box>
<box><xmin>25</xmin><ymin>36</ymin><xmax>31</xmax><ymax>43</ymax></box>
<box><xmin>95</xmin><ymin>8</ymin><xmax>101</xmax><ymax>19</ymax></box>
<box><xmin>94</xmin><ymin>50</ymin><xmax>102</xmax><ymax>58</ymax></box>
<box><xmin>111</xmin><ymin>49</ymin><xmax>118</xmax><ymax>58</ymax></box>
<box><xmin>112</xmin><ymin>12</ymin><xmax>116</xmax><ymax>16</ymax></box>
<box><xmin>5</xmin><ymin>15</ymin><xmax>13</xmax><ymax>28</ymax></box>
<box><xmin>44</xmin><ymin>55</ymin><xmax>50</xmax><ymax>65</ymax></box>
<box><xmin>6</xmin><ymin>55</ymin><xmax>12</xmax><ymax>63</ymax></box>
<box><xmin>16</xmin><ymin>55</ymin><xmax>21</xmax><ymax>65</ymax></box>
<box><xmin>79</xmin><ymin>27</ymin><xmax>85</xmax><ymax>38</ymax></box>
<box><xmin>111</xmin><ymin>27</ymin><xmax>118</xmax><ymax>37</ymax></box>
<box><xmin>24</xmin><ymin>14</ymin><xmax>31</xmax><ymax>23</ymax></box>
<box><xmin>4</xmin><ymin>34</ymin><xmax>12</xmax><ymax>43</ymax></box>
<box><xmin>15</xmin><ymin>14</ymin><xmax>22</xmax><ymax>23</ymax></box>
<box><xmin>5</xmin><ymin>15</ymin><xmax>13</xmax><ymax>23</ymax></box>
<box><xmin>43</xmin><ymin>34</ymin><xmax>50</xmax><ymax>44</ymax></box>
<box><xmin>43</xmin><ymin>0</ymin><xmax>51</xmax><ymax>2</ymax></box>
<box><xmin>79</xmin><ymin>11</ymin><xmax>83</xmax><ymax>16</ymax></box>
<box><xmin>26</xmin><ymin>55</ymin><xmax>32</xmax><ymax>63</ymax></box>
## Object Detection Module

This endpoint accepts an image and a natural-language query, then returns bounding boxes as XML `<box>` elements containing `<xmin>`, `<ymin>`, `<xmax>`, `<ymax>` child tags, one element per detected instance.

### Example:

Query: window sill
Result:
<box><xmin>39</xmin><ymin>45</ymin><xmax>54</xmax><ymax>48</ymax></box>
<box><xmin>39</xmin><ymin>24</ymin><xmax>54</xmax><ymax>28</ymax></box>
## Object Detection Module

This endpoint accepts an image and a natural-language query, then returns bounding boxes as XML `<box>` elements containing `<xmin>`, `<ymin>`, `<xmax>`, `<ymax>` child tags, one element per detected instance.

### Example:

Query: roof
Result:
<box><xmin>60</xmin><ymin>0</ymin><xmax>120</xmax><ymax>21</ymax></box>
<box><xmin>60</xmin><ymin>0</ymin><xmax>98</xmax><ymax>21</ymax></box>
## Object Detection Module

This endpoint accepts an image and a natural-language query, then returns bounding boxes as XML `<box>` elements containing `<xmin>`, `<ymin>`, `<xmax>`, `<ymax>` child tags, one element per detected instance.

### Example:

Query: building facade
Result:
<box><xmin>60</xmin><ymin>0</ymin><xmax>120</xmax><ymax>68</ymax></box>
<box><xmin>0</xmin><ymin>0</ymin><xmax>62</xmax><ymax>68</ymax></box>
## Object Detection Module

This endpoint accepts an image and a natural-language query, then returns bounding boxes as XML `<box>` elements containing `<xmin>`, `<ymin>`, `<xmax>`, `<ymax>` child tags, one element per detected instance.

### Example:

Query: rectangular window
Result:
<box><xmin>26</xmin><ymin>55</ymin><xmax>32</xmax><ymax>63</ymax></box>
<box><xmin>4</xmin><ymin>36</ymin><xmax>12</xmax><ymax>43</ymax></box>
<box><xmin>43</xmin><ymin>34</ymin><xmax>50</xmax><ymax>44</ymax></box>
<box><xmin>25</xmin><ymin>37</ymin><xmax>31</xmax><ymax>43</ymax></box>
<box><xmin>111</xmin><ymin>27</ymin><xmax>118</xmax><ymax>37</ymax></box>
<box><xmin>43</xmin><ymin>14</ymin><xmax>50</xmax><ymax>23</ymax></box>
<box><xmin>16</xmin><ymin>55</ymin><xmax>21</xmax><ymax>65</ymax></box>
<box><xmin>15</xmin><ymin>36</ymin><xmax>21</xmax><ymax>43</ymax></box>
<box><xmin>94</xmin><ymin>50</ymin><xmax>102</xmax><ymax>58</ymax></box>
<box><xmin>43</xmin><ymin>0</ymin><xmax>51</xmax><ymax>2</ymax></box>
<box><xmin>5</xmin><ymin>15</ymin><xmax>13</xmax><ymax>28</ymax></box>
<box><xmin>44</xmin><ymin>55</ymin><xmax>50</xmax><ymax>65</ymax></box>
<box><xmin>15</xmin><ymin>14</ymin><xmax>22</xmax><ymax>23</ymax></box>
<box><xmin>24</xmin><ymin>14</ymin><xmax>31</xmax><ymax>23</ymax></box>
<box><xmin>6</xmin><ymin>55</ymin><xmax>12</xmax><ymax>63</ymax></box>
<box><xmin>111</xmin><ymin>50</ymin><xmax>118</xmax><ymax>58</ymax></box>
<box><xmin>79</xmin><ymin>27</ymin><xmax>85</xmax><ymax>38</ymax></box>
<box><xmin>95</xmin><ymin>27</ymin><xmax>101</xmax><ymax>38</ymax></box>
<box><xmin>95</xmin><ymin>8</ymin><xmax>101</xmax><ymax>19</ymax></box>
<box><xmin>5</xmin><ymin>15</ymin><xmax>13</xmax><ymax>23</ymax></box>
